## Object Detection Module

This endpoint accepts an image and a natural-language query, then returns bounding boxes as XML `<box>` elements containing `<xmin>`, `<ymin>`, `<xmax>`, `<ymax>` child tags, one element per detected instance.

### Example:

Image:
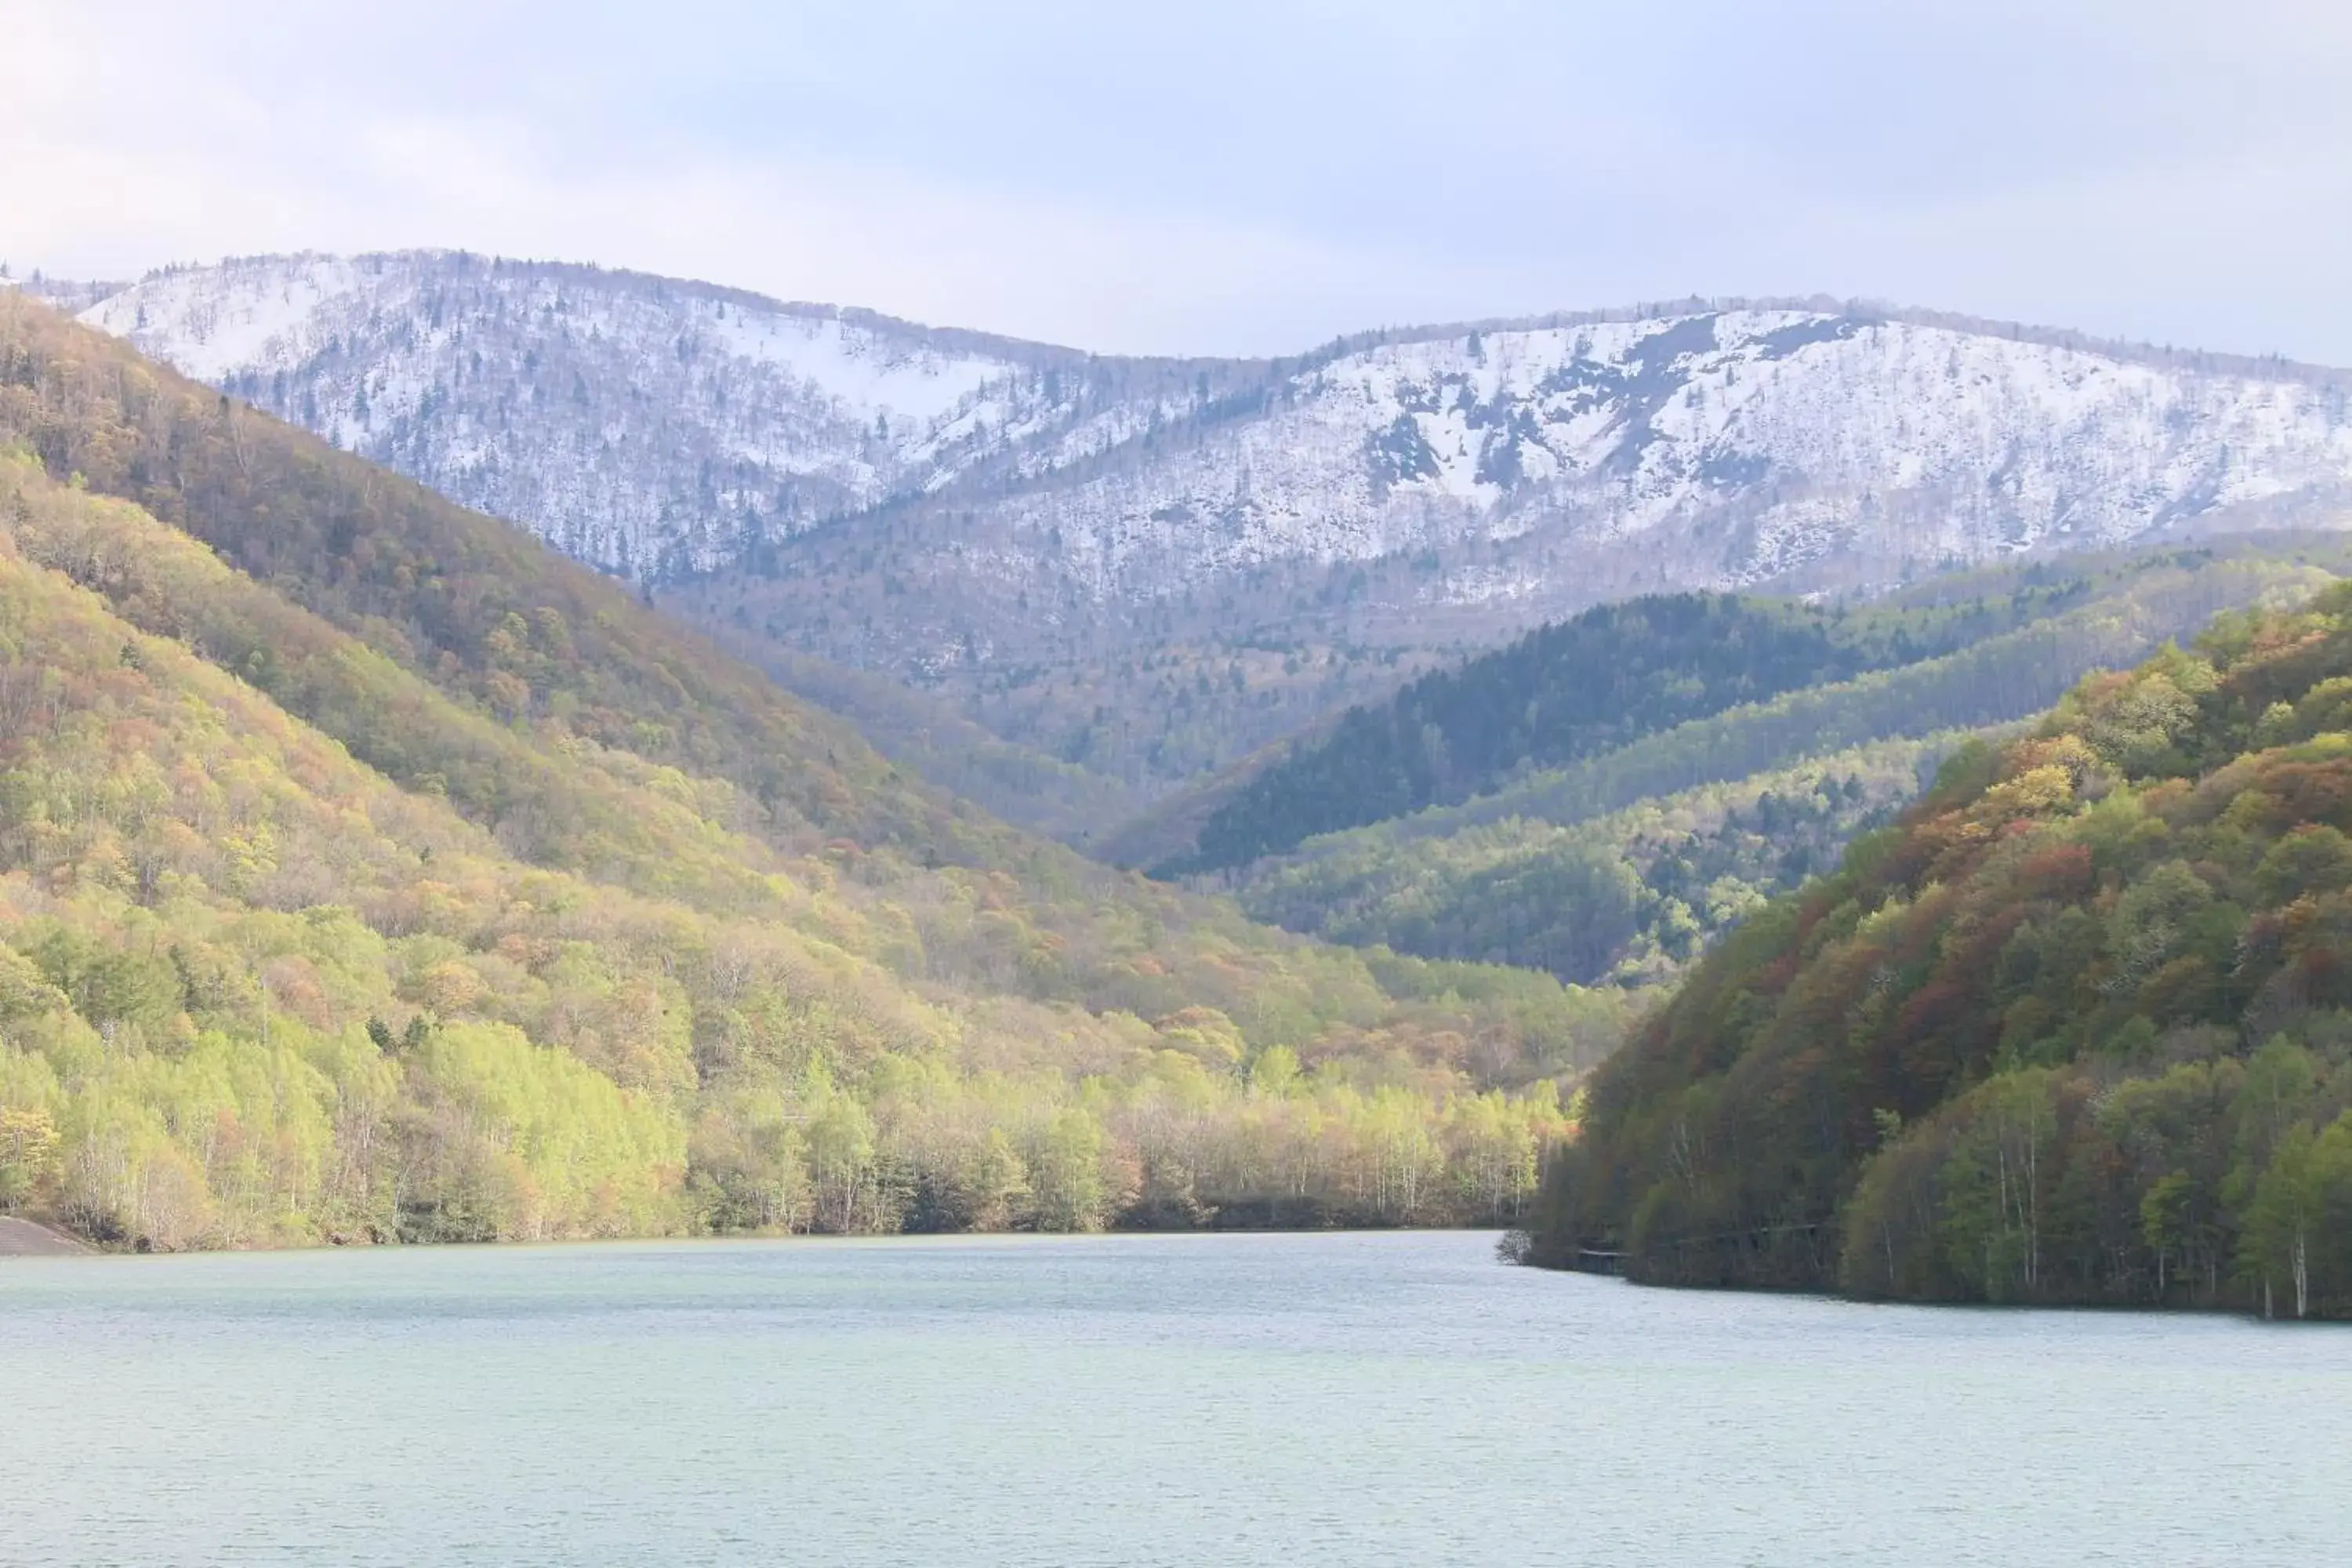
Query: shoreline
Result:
<box><xmin>0</xmin><ymin>1217</ymin><xmax>93</xmax><ymax>1258</ymax></box>
<box><xmin>1516</xmin><ymin>1250</ymin><xmax>2352</xmax><ymax>1325</ymax></box>
<box><xmin>0</xmin><ymin>1221</ymin><xmax>1511</xmax><ymax>1261</ymax></box>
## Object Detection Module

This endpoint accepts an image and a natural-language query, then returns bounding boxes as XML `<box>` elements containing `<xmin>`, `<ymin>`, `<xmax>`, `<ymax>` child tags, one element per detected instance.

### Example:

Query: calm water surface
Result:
<box><xmin>2</xmin><ymin>1230</ymin><xmax>2344</xmax><ymax>1566</ymax></box>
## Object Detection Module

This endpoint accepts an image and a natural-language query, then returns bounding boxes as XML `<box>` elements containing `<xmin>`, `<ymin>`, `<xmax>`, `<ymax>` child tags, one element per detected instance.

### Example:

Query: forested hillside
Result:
<box><xmin>1232</xmin><ymin>738</ymin><xmax>1954</xmax><ymax>985</ymax></box>
<box><xmin>1160</xmin><ymin>592</ymin><xmax>2028</xmax><ymax>873</ymax></box>
<box><xmin>1526</xmin><ymin>589</ymin><xmax>2352</xmax><ymax>1318</ymax></box>
<box><xmin>692</xmin><ymin>627</ymin><xmax>1149</xmax><ymax>848</ymax></box>
<box><xmin>1152</xmin><ymin>550</ymin><xmax>2328</xmax><ymax>991</ymax></box>
<box><xmin>0</xmin><ymin>296</ymin><xmax>1627</xmax><ymax>1249</ymax></box>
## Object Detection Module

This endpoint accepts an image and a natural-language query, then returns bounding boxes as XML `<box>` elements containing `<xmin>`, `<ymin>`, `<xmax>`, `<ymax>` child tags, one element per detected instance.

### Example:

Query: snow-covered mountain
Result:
<box><xmin>1044</xmin><ymin>310</ymin><xmax>2352</xmax><ymax>591</ymax></box>
<box><xmin>88</xmin><ymin>255</ymin><xmax>2352</xmax><ymax>601</ymax></box>
<box><xmin>73</xmin><ymin>251</ymin><xmax>2352</xmax><ymax>789</ymax></box>
<box><xmin>79</xmin><ymin>252</ymin><xmax>1239</xmax><ymax>580</ymax></box>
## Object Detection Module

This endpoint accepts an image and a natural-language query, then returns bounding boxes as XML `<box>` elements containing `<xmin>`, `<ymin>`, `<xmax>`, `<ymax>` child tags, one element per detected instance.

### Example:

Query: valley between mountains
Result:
<box><xmin>6</xmin><ymin>254</ymin><xmax>2352</xmax><ymax>1313</ymax></box>
<box><xmin>0</xmin><ymin>294</ymin><xmax>1606</xmax><ymax>1247</ymax></box>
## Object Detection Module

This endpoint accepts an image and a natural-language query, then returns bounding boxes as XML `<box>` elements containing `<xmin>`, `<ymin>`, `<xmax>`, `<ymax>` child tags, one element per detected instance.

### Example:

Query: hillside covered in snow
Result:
<box><xmin>74</xmin><ymin>251</ymin><xmax>2352</xmax><ymax>796</ymax></box>
<box><xmin>79</xmin><ymin>252</ymin><xmax>1243</xmax><ymax>582</ymax></box>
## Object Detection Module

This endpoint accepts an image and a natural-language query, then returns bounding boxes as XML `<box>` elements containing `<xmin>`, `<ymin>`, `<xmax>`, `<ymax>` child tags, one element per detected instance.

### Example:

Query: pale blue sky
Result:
<box><xmin>9</xmin><ymin>1</ymin><xmax>2350</xmax><ymax>361</ymax></box>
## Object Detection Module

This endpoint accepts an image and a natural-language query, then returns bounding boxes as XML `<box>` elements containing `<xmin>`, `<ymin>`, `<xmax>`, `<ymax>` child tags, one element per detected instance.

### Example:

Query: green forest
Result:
<box><xmin>1166</xmin><ymin>548</ymin><xmax>2328</xmax><ymax>996</ymax></box>
<box><xmin>1163</xmin><ymin>585</ymin><xmax>2107</xmax><ymax>875</ymax></box>
<box><xmin>1232</xmin><ymin>738</ymin><xmax>1953</xmax><ymax>984</ymax></box>
<box><xmin>1524</xmin><ymin>590</ymin><xmax>2352</xmax><ymax>1319</ymax></box>
<box><xmin>0</xmin><ymin>297</ymin><xmax>1623</xmax><ymax>1249</ymax></box>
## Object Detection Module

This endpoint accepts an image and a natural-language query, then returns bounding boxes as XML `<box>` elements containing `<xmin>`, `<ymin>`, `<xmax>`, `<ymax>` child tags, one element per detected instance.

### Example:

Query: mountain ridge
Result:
<box><xmin>82</xmin><ymin>257</ymin><xmax>2352</xmax><ymax>388</ymax></box>
<box><xmin>67</xmin><ymin>250</ymin><xmax>2352</xmax><ymax>803</ymax></box>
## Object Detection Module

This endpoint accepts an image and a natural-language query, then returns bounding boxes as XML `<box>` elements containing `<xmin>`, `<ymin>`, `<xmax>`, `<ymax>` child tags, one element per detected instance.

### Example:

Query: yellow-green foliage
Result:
<box><xmin>409</xmin><ymin>1022</ymin><xmax>684</xmax><ymax>1241</ymax></box>
<box><xmin>0</xmin><ymin>317</ymin><xmax>1617</xmax><ymax>1248</ymax></box>
<box><xmin>1233</xmin><ymin>735</ymin><xmax>1962</xmax><ymax>984</ymax></box>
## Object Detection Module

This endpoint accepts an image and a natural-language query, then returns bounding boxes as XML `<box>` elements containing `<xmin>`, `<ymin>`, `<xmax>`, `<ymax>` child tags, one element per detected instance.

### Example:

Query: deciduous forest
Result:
<box><xmin>13</xmin><ymin>283</ymin><xmax>2352</xmax><ymax>1312</ymax></box>
<box><xmin>1526</xmin><ymin>593</ymin><xmax>2352</xmax><ymax>1318</ymax></box>
<box><xmin>0</xmin><ymin>297</ymin><xmax>1616</xmax><ymax>1248</ymax></box>
<box><xmin>1156</xmin><ymin>548</ymin><xmax>2334</xmax><ymax>995</ymax></box>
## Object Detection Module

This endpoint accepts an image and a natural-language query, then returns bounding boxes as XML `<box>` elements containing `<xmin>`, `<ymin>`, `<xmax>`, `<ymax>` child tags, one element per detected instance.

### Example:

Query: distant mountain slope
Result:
<box><xmin>1154</xmin><ymin>589</ymin><xmax>2063</xmax><ymax>874</ymax></box>
<box><xmin>1171</xmin><ymin>547</ymin><xmax>2339</xmax><ymax>985</ymax></box>
<box><xmin>9</xmin><ymin>271</ymin><xmax>124</xmax><ymax>314</ymax></box>
<box><xmin>0</xmin><ymin>295</ymin><xmax>1629</xmax><ymax>1248</ymax></box>
<box><xmin>12</xmin><ymin>281</ymin><xmax>987</xmax><ymax>866</ymax></box>
<box><xmin>717</xmin><ymin>637</ymin><xmax>1149</xmax><ymax>846</ymax></box>
<box><xmin>78</xmin><ymin>252</ymin><xmax>1236</xmax><ymax>583</ymax></box>
<box><xmin>822</xmin><ymin>307</ymin><xmax>2352</xmax><ymax>616</ymax></box>
<box><xmin>1234</xmin><ymin>735</ymin><xmax>1958</xmax><ymax>987</ymax></box>
<box><xmin>81</xmin><ymin>255</ymin><xmax>2352</xmax><ymax>795</ymax></box>
<box><xmin>1526</xmin><ymin>584</ymin><xmax>2352</xmax><ymax>1319</ymax></box>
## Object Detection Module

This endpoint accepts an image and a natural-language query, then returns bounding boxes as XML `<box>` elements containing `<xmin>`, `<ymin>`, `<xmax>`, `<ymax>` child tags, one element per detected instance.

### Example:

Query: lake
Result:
<box><xmin>1</xmin><ymin>1230</ymin><xmax>2343</xmax><ymax>1566</ymax></box>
